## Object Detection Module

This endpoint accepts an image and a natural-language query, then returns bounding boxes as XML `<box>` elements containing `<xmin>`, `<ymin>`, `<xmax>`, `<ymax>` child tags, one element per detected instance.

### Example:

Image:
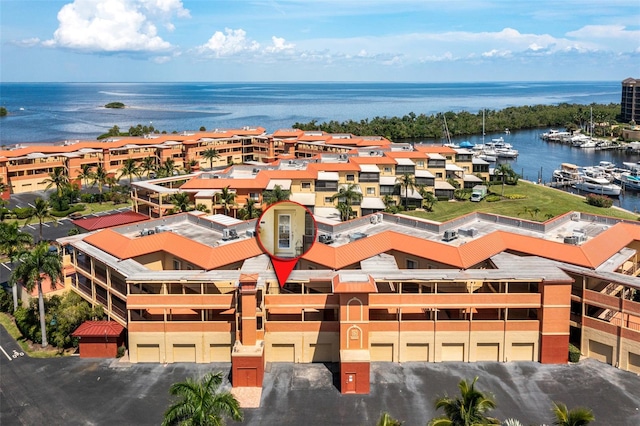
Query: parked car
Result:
<box><xmin>68</xmin><ymin>212</ymin><xmax>84</xmax><ymax>219</ymax></box>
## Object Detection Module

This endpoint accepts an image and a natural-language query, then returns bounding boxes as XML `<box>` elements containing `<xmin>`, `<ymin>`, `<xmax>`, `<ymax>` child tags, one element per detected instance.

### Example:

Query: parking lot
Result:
<box><xmin>2</xmin><ymin>322</ymin><xmax>639</xmax><ymax>426</ymax></box>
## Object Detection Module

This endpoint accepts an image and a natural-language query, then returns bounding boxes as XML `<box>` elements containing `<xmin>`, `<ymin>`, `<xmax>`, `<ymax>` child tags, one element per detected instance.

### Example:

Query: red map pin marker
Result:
<box><xmin>254</xmin><ymin>201</ymin><xmax>317</xmax><ymax>288</ymax></box>
<box><xmin>271</xmin><ymin>257</ymin><xmax>299</xmax><ymax>288</ymax></box>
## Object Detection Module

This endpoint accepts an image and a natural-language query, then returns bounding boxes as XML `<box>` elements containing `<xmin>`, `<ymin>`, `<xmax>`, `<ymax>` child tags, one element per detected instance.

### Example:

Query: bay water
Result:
<box><xmin>1</xmin><ymin>81</ymin><xmax>639</xmax><ymax>213</ymax></box>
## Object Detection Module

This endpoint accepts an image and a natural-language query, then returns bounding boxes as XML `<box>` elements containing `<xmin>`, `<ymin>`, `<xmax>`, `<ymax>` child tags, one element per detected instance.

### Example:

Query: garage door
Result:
<box><xmin>173</xmin><ymin>344</ymin><xmax>196</xmax><ymax>363</ymax></box>
<box><xmin>442</xmin><ymin>343</ymin><xmax>464</xmax><ymax>361</ymax></box>
<box><xmin>628</xmin><ymin>352</ymin><xmax>640</xmax><ymax>374</ymax></box>
<box><xmin>405</xmin><ymin>343</ymin><xmax>429</xmax><ymax>361</ymax></box>
<box><xmin>511</xmin><ymin>343</ymin><xmax>534</xmax><ymax>361</ymax></box>
<box><xmin>137</xmin><ymin>344</ymin><xmax>160</xmax><ymax>363</ymax></box>
<box><xmin>270</xmin><ymin>343</ymin><xmax>295</xmax><ymax>362</ymax></box>
<box><xmin>310</xmin><ymin>343</ymin><xmax>333</xmax><ymax>362</ymax></box>
<box><xmin>371</xmin><ymin>343</ymin><xmax>394</xmax><ymax>362</ymax></box>
<box><xmin>588</xmin><ymin>340</ymin><xmax>613</xmax><ymax>365</ymax></box>
<box><xmin>210</xmin><ymin>343</ymin><xmax>231</xmax><ymax>362</ymax></box>
<box><xmin>476</xmin><ymin>343</ymin><xmax>499</xmax><ymax>361</ymax></box>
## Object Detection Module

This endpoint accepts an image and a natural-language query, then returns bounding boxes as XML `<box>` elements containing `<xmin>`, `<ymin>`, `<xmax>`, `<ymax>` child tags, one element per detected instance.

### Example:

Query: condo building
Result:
<box><xmin>621</xmin><ymin>78</ymin><xmax>640</xmax><ymax>123</ymax></box>
<box><xmin>7</xmin><ymin>125</ymin><xmax>640</xmax><ymax>394</ymax></box>
<box><xmin>57</xmin><ymin>206</ymin><xmax>640</xmax><ymax>393</ymax></box>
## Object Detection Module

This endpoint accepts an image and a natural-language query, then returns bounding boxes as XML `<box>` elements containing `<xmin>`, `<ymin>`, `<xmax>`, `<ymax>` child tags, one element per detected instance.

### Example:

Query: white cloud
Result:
<box><xmin>43</xmin><ymin>0</ymin><xmax>189</xmax><ymax>52</ymax></box>
<box><xmin>197</xmin><ymin>28</ymin><xmax>260</xmax><ymax>57</ymax></box>
<box><xmin>265</xmin><ymin>36</ymin><xmax>294</xmax><ymax>53</ymax></box>
<box><xmin>482</xmin><ymin>49</ymin><xmax>511</xmax><ymax>58</ymax></box>
<box><xmin>15</xmin><ymin>38</ymin><xmax>42</xmax><ymax>47</ymax></box>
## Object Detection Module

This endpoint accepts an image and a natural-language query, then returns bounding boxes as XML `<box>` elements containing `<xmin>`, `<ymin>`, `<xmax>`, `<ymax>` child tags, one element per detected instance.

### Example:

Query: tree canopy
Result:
<box><xmin>292</xmin><ymin>103</ymin><xmax>620</xmax><ymax>141</ymax></box>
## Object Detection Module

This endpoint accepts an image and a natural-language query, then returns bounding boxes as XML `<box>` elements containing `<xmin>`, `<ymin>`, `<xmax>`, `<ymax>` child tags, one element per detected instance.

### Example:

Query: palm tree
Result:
<box><xmin>377</xmin><ymin>412</ymin><xmax>403</xmax><ymax>426</ymax></box>
<box><xmin>336</xmin><ymin>202</ymin><xmax>352</xmax><ymax>222</ymax></box>
<box><xmin>171</xmin><ymin>192</ymin><xmax>192</xmax><ymax>213</ymax></box>
<box><xmin>494</xmin><ymin>163</ymin><xmax>512</xmax><ymax>196</ymax></box>
<box><xmin>428</xmin><ymin>377</ymin><xmax>500</xmax><ymax>426</ymax></box>
<box><xmin>90</xmin><ymin>165</ymin><xmax>109</xmax><ymax>204</ymax></box>
<box><xmin>162</xmin><ymin>371</ymin><xmax>243</xmax><ymax>426</ymax></box>
<box><xmin>262</xmin><ymin>184</ymin><xmax>291</xmax><ymax>206</ymax></box>
<box><xmin>77</xmin><ymin>164</ymin><xmax>94</xmax><ymax>189</ymax></box>
<box><xmin>140</xmin><ymin>156</ymin><xmax>158</xmax><ymax>179</ymax></box>
<box><xmin>395</xmin><ymin>173</ymin><xmax>416</xmax><ymax>211</ymax></box>
<box><xmin>158</xmin><ymin>158</ymin><xmax>179</xmax><ymax>178</ymax></box>
<box><xmin>219</xmin><ymin>186</ymin><xmax>236</xmax><ymax>216</ymax></box>
<box><xmin>25</xmin><ymin>197</ymin><xmax>55</xmax><ymax>241</ymax></box>
<box><xmin>0</xmin><ymin>221</ymin><xmax>33</xmax><ymax>311</ymax></box>
<box><xmin>41</xmin><ymin>166</ymin><xmax>69</xmax><ymax>198</ymax></box>
<box><xmin>331</xmin><ymin>183</ymin><xmax>362</xmax><ymax>220</ymax></box>
<box><xmin>240</xmin><ymin>197</ymin><xmax>259</xmax><ymax>220</ymax></box>
<box><xmin>10</xmin><ymin>242</ymin><xmax>63</xmax><ymax>348</ymax></box>
<box><xmin>202</xmin><ymin>147</ymin><xmax>221</xmax><ymax>170</ymax></box>
<box><xmin>551</xmin><ymin>402</ymin><xmax>594</xmax><ymax>426</ymax></box>
<box><xmin>117</xmin><ymin>158</ymin><xmax>142</xmax><ymax>186</ymax></box>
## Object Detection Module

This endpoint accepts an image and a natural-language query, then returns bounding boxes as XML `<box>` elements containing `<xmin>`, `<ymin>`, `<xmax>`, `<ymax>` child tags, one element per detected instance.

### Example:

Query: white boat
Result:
<box><xmin>495</xmin><ymin>147</ymin><xmax>519</xmax><ymax>158</ymax></box>
<box><xmin>618</xmin><ymin>171</ymin><xmax>640</xmax><ymax>191</ymax></box>
<box><xmin>553</xmin><ymin>163</ymin><xmax>580</xmax><ymax>181</ymax></box>
<box><xmin>574</xmin><ymin>173</ymin><xmax>621</xmax><ymax>196</ymax></box>
<box><xmin>578</xmin><ymin>140</ymin><xmax>597</xmax><ymax>149</ymax></box>
<box><xmin>476</xmin><ymin>153</ymin><xmax>497</xmax><ymax>162</ymax></box>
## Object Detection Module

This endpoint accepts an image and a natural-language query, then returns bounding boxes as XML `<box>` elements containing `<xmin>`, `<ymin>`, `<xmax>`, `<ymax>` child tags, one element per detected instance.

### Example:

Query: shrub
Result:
<box><xmin>485</xmin><ymin>194</ymin><xmax>502</xmax><ymax>202</ymax></box>
<box><xmin>0</xmin><ymin>288</ymin><xmax>13</xmax><ymax>313</ymax></box>
<box><xmin>569</xmin><ymin>343</ymin><xmax>581</xmax><ymax>363</ymax></box>
<box><xmin>13</xmin><ymin>207</ymin><xmax>34</xmax><ymax>219</ymax></box>
<box><xmin>50</xmin><ymin>204</ymin><xmax>85</xmax><ymax>218</ymax></box>
<box><xmin>117</xmin><ymin>345</ymin><xmax>126</xmax><ymax>358</ymax></box>
<box><xmin>80</xmin><ymin>193</ymin><xmax>95</xmax><ymax>203</ymax></box>
<box><xmin>436</xmin><ymin>196</ymin><xmax>450</xmax><ymax>202</ymax></box>
<box><xmin>504</xmin><ymin>194</ymin><xmax>526</xmax><ymax>200</ymax></box>
<box><xmin>586</xmin><ymin>194</ymin><xmax>613</xmax><ymax>208</ymax></box>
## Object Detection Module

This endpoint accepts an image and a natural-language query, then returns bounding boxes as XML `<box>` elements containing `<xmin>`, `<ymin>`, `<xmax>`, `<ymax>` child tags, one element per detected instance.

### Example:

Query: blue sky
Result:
<box><xmin>1</xmin><ymin>0</ymin><xmax>638</xmax><ymax>82</ymax></box>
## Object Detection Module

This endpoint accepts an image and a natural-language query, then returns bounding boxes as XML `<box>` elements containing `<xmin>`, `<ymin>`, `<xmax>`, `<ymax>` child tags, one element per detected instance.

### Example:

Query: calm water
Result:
<box><xmin>0</xmin><ymin>81</ymin><xmax>620</xmax><ymax>144</ymax></box>
<box><xmin>2</xmin><ymin>81</ymin><xmax>639</xmax><ymax>212</ymax></box>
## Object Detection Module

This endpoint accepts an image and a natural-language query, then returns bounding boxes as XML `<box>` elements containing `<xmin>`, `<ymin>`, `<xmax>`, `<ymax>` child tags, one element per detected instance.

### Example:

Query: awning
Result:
<box><xmin>395</xmin><ymin>158</ymin><xmax>415</xmax><ymax>166</ymax></box>
<box><xmin>463</xmin><ymin>174</ymin><xmax>483</xmax><ymax>182</ymax></box>
<box><xmin>415</xmin><ymin>170</ymin><xmax>435</xmax><ymax>178</ymax></box>
<box><xmin>195</xmin><ymin>190</ymin><xmax>220</xmax><ymax>198</ymax></box>
<box><xmin>380</xmin><ymin>176</ymin><xmax>397</xmax><ymax>185</ymax></box>
<box><xmin>435</xmin><ymin>180</ymin><xmax>456</xmax><ymax>190</ymax></box>
<box><xmin>405</xmin><ymin>188</ymin><xmax>423</xmax><ymax>199</ymax></box>
<box><xmin>446</xmin><ymin>164</ymin><xmax>464</xmax><ymax>171</ymax></box>
<box><xmin>317</xmin><ymin>171</ymin><xmax>339</xmax><ymax>181</ymax></box>
<box><xmin>290</xmin><ymin>193</ymin><xmax>316</xmax><ymax>206</ymax></box>
<box><xmin>314</xmin><ymin>207</ymin><xmax>342</xmax><ymax>221</ymax></box>
<box><xmin>428</xmin><ymin>153</ymin><xmax>446</xmax><ymax>160</ymax></box>
<box><xmin>361</xmin><ymin>197</ymin><xmax>385</xmax><ymax>209</ymax></box>
<box><xmin>266</xmin><ymin>179</ymin><xmax>292</xmax><ymax>190</ymax></box>
<box><xmin>359</xmin><ymin>164</ymin><xmax>380</xmax><ymax>173</ymax></box>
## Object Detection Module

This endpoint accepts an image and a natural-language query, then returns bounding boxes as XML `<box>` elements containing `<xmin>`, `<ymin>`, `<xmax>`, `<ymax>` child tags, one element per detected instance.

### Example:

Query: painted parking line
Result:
<box><xmin>28</xmin><ymin>203</ymin><xmax>35</xmax><ymax>208</ymax></box>
<box><xmin>1</xmin><ymin>263</ymin><xmax>10</xmax><ymax>271</ymax></box>
<box><xmin>0</xmin><ymin>345</ymin><xmax>12</xmax><ymax>361</ymax></box>
<box><xmin>26</xmin><ymin>225</ymin><xmax>35</xmax><ymax>230</ymax></box>
<box><xmin>42</xmin><ymin>223</ymin><xmax>50</xmax><ymax>228</ymax></box>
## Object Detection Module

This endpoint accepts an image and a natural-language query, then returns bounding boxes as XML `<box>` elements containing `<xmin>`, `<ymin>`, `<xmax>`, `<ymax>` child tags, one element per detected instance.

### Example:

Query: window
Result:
<box><xmin>324</xmin><ymin>197</ymin><xmax>332</xmax><ymax>203</ymax></box>
<box><xmin>302</xmin><ymin>182</ymin><xmax>311</xmax><ymax>189</ymax></box>
<box><xmin>406</xmin><ymin>259</ymin><xmax>417</xmax><ymax>269</ymax></box>
<box><xmin>249</xmin><ymin>192</ymin><xmax>259</xmax><ymax>200</ymax></box>
<box><xmin>416</xmin><ymin>160</ymin><xmax>424</xmax><ymax>167</ymax></box>
<box><xmin>384</xmin><ymin>167</ymin><xmax>392</xmax><ymax>173</ymax></box>
<box><xmin>173</xmin><ymin>259</ymin><xmax>181</xmax><ymax>270</ymax></box>
<box><xmin>346</xmin><ymin>174</ymin><xmax>355</xmax><ymax>182</ymax></box>
<box><xmin>436</xmin><ymin>173</ymin><xmax>443</xmax><ymax>178</ymax></box>
<box><xmin>366</xmin><ymin>187</ymin><xmax>375</xmax><ymax>195</ymax></box>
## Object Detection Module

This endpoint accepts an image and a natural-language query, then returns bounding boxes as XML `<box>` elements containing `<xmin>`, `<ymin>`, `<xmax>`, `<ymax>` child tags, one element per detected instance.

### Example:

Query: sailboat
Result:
<box><xmin>475</xmin><ymin>109</ymin><xmax>497</xmax><ymax>162</ymax></box>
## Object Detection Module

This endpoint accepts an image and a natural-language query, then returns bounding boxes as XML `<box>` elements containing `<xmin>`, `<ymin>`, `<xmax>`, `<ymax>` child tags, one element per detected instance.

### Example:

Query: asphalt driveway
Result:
<box><xmin>2</xmin><ymin>321</ymin><xmax>639</xmax><ymax>426</ymax></box>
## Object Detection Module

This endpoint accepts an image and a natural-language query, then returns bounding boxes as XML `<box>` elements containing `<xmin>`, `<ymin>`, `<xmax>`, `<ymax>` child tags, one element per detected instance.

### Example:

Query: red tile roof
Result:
<box><xmin>72</xmin><ymin>211</ymin><xmax>148</xmax><ymax>231</ymax></box>
<box><xmin>72</xmin><ymin>321</ymin><xmax>124</xmax><ymax>338</ymax></box>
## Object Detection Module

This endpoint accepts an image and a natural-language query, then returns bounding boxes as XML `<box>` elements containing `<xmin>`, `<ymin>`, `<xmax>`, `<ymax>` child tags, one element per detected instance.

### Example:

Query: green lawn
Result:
<box><xmin>10</xmin><ymin>200</ymin><xmax>132</xmax><ymax>228</ymax></box>
<box><xmin>406</xmin><ymin>181</ymin><xmax>639</xmax><ymax>223</ymax></box>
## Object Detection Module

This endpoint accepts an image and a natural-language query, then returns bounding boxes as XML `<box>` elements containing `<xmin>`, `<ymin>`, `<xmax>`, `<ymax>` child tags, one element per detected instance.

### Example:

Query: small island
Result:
<box><xmin>104</xmin><ymin>102</ymin><xmax>125</xmax><ymax>109</ymax></box>
<box><xmin>0</xmin><ymin>106</ymin><xmax>7</xmax><ymax>117</ymax></box>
